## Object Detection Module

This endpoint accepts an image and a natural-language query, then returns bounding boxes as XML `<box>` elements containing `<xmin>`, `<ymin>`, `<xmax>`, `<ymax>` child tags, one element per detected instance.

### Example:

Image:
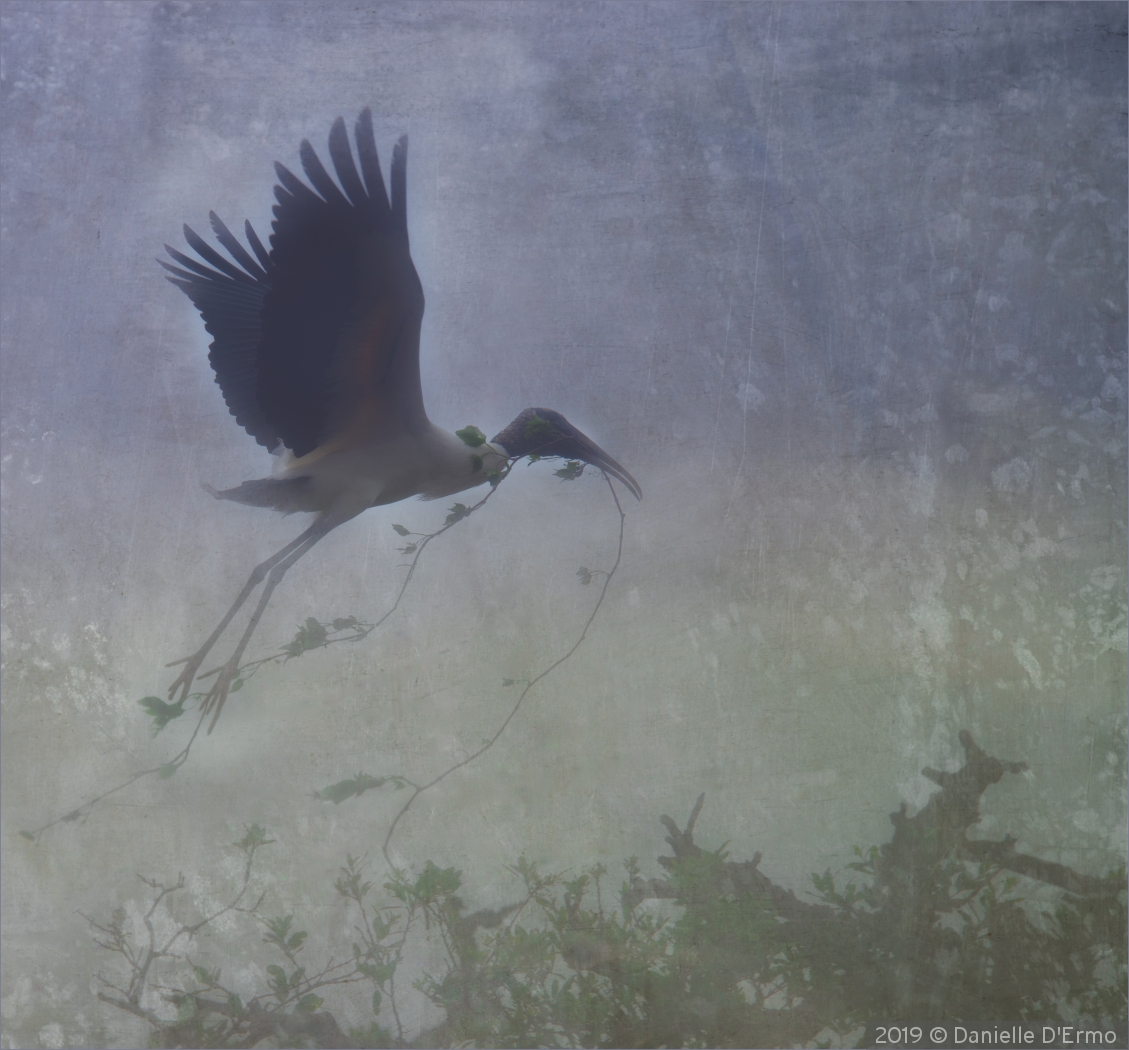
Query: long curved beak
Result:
<box><xmin>564</xmin><ymin>429</ymin><xmax>642</xmax><ymax>501</ymax></box>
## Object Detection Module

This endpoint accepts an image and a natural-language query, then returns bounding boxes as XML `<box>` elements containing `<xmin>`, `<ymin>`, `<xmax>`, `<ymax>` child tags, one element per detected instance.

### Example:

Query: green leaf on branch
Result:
<box><xmin>332</xmin><ymin>617</ymin><xmax>359</xmax><ymax>631</ymax></box>
<box><xmin>577</xmin><ymin>567</ymin><xmax>593</xmax><ymax>585</ymax></box>
<box><xmin>413</xmin><ymin>860</ymin><xmax>463</xmax><ymax>902</ymax></box>
<box><xmin>19</xmin><ymin>830</ymin><xmax>35</xmax><ymax>841</ymax></box>
<box><xmin>554</xmin><ymin>460</ymin><xmax>584</xmax><ymax>482</ymax></box>
<box><xmin>357</xmin><ymin>960</ymin><xmax>388</xmax><ymax>982</ymax></box>
<box><xmin>336</xmin><ymin>857</ymin><xmax>373</xmax><ymax>902</ymax></box>
<box><xmin>267</xmin><ymin>964</ymin><xmax>288</xmax><ymax>997</ymax></box>
<box><xmin>456</xmin><ymin>425</ymin><xmax>487</xmax><ymax>447</ymax></box>
<box><xmin>139</xmin><ymin>695</ymin><xmax>187</xmax><ymax>734</ymax></box>
<box><xmin>264</xmin><ymin>915</ymin><xmax>295</xmax><ymax>947</ymax></box>
<box><xmin>445</xmin><ymin>503</ymin><xmax>469</xmax><ymax>525</ymax></box>
<box><xmin>296</xmin><ymin>993</ymin><xmax>324</xmax><ymax>1013</ymax></box>
<box><xmin>157</xmin><ymin>763</ymin><xmax>177</xmax><ymax>780</ymax></box>
<box><xmin>391</xmin><ymin>523</ymin><xmax>411</xmax><ymax>536</ymax></box>
<box><xmin>470</xmin><ymin>454</ymin><xmax>483</xmax><ymax>473</ymax></box>
<box><xmin>398</xmin><ymin>542</ymin><xmax>418</xmax><ymax>554</ymax></box>
<box><xmin>313</xmin><ymin>773</ymin><xmax>394</xmax><ymax>804</ymax></box>
<box><xmin>176</xmin><ymin>996</ymin><xmax>196</xmax><ymax>1024</ymax></box>
<box><xmin>485</xmin><ymin>468</ymin><xmax>504</xmax><ymax>487</ymax></box>
<box><xmin>236</xmin><ymin>823</ymin><xmax>273</xmax><ymax>850</ymax></box>
<box><xmin>282</xmin><ymin>617</ymin><xmax>329</xmax><ymax>658</ymax></box>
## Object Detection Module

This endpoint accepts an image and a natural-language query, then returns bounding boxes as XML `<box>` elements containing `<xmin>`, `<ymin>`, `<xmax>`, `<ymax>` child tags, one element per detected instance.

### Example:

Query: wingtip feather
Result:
<box><xmin>328</xmin><ymin>115</ymin><xmax>368</xmax><ymax>210</ymax></box>
<box><xmin>244</xmin><ymin>220</ymin><xmax>271</xmax><ymax>270</ymax></box>
<box><xmin>390</xmin><ymin>135</ymin><xmax>408</xmax><ymax>230</ymax></box>
<box><xmin>354</xmin><ymin>107</ymin><xmax>389</xmax><ymax>213</ymax></box>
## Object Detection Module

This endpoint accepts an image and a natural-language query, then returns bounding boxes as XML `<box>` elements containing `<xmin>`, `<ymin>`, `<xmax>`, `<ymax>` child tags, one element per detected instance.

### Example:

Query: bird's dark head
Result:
<box><xmin>492</xmin><ymin>408</ymin><xmax>642</xmax><ymax>500</ymax></box>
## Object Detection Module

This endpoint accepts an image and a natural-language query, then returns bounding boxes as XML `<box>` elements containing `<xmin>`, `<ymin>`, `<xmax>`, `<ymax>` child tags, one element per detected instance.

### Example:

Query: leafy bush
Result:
<box><xmin>89</xmin><ymin>732</ymin><xmax>1126</xmax><ymax>1048</ymax></box>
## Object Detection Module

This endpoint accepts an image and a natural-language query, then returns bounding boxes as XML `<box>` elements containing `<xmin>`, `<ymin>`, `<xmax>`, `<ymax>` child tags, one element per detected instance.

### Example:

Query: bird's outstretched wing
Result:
<box><xmin>161</xmin><ymin>109</ymin><xmax>427</xmax><ymax>459</ymax></box>
<box><xmin>161</xmin><ymin>214</ymin><xmax>281</xmax><ymax>452</ymax></box>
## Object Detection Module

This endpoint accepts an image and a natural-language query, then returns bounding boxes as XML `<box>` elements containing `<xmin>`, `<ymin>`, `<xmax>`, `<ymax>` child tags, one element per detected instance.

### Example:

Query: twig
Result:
<box><xmin>379</xmin><ymin>472</ymin><xmax>628</xmax><ymax>865</ymax></box>
<box><xmin>21</xmin><ymin>707</ymin><xmax>210</xmax><ymax>842</ymax></box>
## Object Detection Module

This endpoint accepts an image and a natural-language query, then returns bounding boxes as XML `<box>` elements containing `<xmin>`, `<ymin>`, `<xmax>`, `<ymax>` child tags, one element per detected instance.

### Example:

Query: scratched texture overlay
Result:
<box><xmin>2</xmin><ymin>3</ymin><xmax>1125</xmax><ymax>1047</ymax></box>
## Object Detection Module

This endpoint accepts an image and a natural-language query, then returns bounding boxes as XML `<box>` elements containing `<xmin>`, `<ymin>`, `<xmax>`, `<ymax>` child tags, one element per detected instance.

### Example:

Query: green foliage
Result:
<box><xmin>554</xmin><ymin>460</ymin><xmax>584</xmax><ymax>482</ymax></box>
<box><xmin>139</xmin><ymin>696</ymin><xmax>187</xmax><ymax>734</ymax></box>
<box><xmin>456</xmin><ymin>425</ymin><xmax>487</xmax><ymax>448</ymax></box>
<box><xmin>236</xmin><ymin>823</ymin><xmax>272</xmax><ymax>850</ymax></box>
<box><xmin>391</xmin><ymin>523</ymin><xmax>411</xmax><ymax>536</ymax></box>
<box><xmin>312</xmin><ymin>774</ymin><xmax>405</xmax><ymax>804</ymax></box>
<box><xmin>89</xmin><ymin>740</ymin><xmax>1128</xmax><ymax>1049</ymax></box>
<box><xmin>385</xmin><ymin>860</ymin><xmax>463</xmax><ymax>909</ymax></box>
<box><xmin>445</xmin><ymin>503</ymin><xmax>469</xmax><ymax>525</ymax></box>
<box><xmin>262</xmin><ymin>914</ymin><xmax>308</xmax><ymax>957</ymax></box>
<box><xmin>281</xmin><ymin>617</ymin><xmax>328</xmax><ymax>658</ymax></box>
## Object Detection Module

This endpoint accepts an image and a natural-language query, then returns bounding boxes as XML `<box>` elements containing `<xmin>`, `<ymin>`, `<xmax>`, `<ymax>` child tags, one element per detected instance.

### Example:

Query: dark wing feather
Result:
<box><xmin>244</xmin><ymin>220</ymin><xmax>271</xmax><ymax>271</ymax></box>
<box><xmin>163</xmin><ymin>109</ymin><xmax>427</xmax><ymax>459</ymax></box>
<box><xmin>327</xmin><ymin>117</ymin><xmax>367</xmax><ymax>206</ymax></box>
<box><xmin>210</xmin><ymin>212</ymin><xmax>268</xmax><ymax>282</ymax></box>
<box><xmin>298</xmin><ymin>138</ymin><xmax>351</xmax><ymax>211</ymax></box>
<box><xmin>390</xmin><ymin>136</ymin><xmax>408</xmax><ymax>231</ymax></box>
<box><xmin>354</xmin><ymin>110</ymin><xmax>390</xmax><ymax>214</ymax></box>
<box><xmin>258</xmin><ymin>109</ymin><xmax>427</xmax><ymax>456</ymax></box>
<box><xmin>182</xmin><ymin>224</ymin><xmax>259</xmax><ymax>286</ymax></box>
<box><xmin>160</xmin><ymin>224</ymin><xmax>281</xmax><ymax>452</ymax></box>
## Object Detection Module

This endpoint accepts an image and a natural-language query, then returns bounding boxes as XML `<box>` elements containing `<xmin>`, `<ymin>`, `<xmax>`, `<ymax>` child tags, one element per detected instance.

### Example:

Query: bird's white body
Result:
<box><xmin>274</xmin><ymin>427</ymin><xmax>508</xmax><ymax>515</ymax></box>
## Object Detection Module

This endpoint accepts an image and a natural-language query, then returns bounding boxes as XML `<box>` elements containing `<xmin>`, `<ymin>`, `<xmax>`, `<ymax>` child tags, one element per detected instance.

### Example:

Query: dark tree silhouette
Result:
<box><xmin>89</xmin><ymin>731</ymin><xmax>1127</xmax><ymax>1048</ymax></box>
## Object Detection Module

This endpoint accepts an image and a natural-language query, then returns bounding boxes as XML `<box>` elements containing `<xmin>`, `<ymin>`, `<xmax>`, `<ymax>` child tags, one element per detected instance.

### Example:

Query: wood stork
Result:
<box><xmin>161</xmin><ymin>109</ymin><xmax>641</xmax><ymax>731</ymax></box>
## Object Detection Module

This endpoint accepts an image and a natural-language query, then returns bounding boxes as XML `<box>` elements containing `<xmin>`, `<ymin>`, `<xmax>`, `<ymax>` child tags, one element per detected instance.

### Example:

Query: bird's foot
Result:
<box><xmin>166</xmin><ymin>651</ymin><xmax>209</xmax><ymax>704</ymax></box>
<box><xmin>198</xmin><ymin>656</ymin><xmax>242</xmax><ymax>734</ymax></box>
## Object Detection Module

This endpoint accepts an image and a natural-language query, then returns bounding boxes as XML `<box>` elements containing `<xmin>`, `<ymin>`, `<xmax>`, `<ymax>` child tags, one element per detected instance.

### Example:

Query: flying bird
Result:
<box><xmin>161</xmin><ymin>108</ymin><xmax>641</xmax><ymax>731</ymax></box>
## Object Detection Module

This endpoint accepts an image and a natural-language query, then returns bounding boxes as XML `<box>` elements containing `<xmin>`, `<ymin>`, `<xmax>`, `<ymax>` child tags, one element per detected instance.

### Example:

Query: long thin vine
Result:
<box><xmin>373</xmin><ymin>473</ymin><xmax>626</xmax><ymax>864</ymax></box>
<box><xmin>21</xmin><ymin>455</ymin><xmax>628</xmax><ymax>844</ymax></box>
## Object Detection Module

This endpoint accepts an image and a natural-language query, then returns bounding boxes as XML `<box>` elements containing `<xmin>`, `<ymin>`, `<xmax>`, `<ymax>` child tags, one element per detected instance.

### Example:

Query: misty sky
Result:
<box><xmin>2</xmin><ymin>3</ymin><xmax>1126</xmax><ymax>1046</ymax></box>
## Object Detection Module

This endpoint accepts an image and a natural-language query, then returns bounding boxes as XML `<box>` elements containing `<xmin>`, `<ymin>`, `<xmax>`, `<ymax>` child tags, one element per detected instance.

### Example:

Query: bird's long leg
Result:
<box><xmin>166</xmin><ymin>520</ymin><xmax>327</xmax><ymax>703</ymax></box>
<box><xmin>199</xmin><ymin>523</ymin><xmax>333</xmax><ymax>734</ymax></box>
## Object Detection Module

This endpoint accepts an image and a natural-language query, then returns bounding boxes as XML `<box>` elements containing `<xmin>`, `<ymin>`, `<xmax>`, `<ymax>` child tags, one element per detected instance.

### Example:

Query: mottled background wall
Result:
<box><xmin>2</xmin><ymin>2</ymin><xmax>1125</xmax><ymax>1046</ymax></box>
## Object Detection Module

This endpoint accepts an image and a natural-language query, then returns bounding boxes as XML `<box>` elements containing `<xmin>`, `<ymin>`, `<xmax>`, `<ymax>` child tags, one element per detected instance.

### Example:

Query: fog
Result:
<box><xmin>2</xmin><ymin>3</ymin><xmax>1125</xmax><ymax>1046</ymax></box>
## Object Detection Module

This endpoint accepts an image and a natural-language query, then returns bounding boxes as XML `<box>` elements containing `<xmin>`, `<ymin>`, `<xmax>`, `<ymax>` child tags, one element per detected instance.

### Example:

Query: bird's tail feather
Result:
<box><xmin>202</xmin><ymin>477</ymin><xmax>316</xmax><ymax>515</ymax></box>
